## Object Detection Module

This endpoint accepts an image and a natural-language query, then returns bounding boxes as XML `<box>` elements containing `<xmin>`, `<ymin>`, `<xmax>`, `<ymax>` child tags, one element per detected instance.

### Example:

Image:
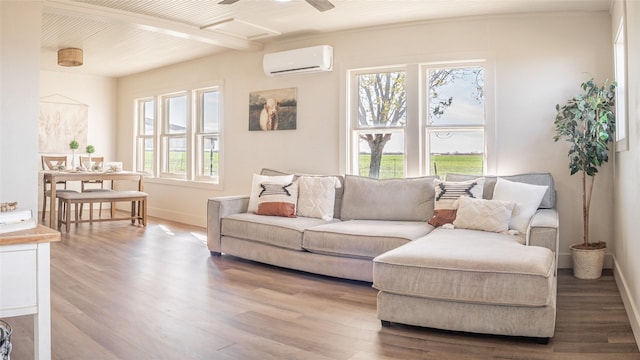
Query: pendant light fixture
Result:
<box><xmin>57</xmin><ymin>48</ymin><xmax>83</xmax><ymax>67</ymax></box>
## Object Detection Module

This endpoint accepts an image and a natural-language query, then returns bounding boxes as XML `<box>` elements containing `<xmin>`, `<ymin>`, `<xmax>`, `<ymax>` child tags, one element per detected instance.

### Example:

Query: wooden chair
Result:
<box><xmin>41</xmin><ymin>155</ymin><xmax>79</xmax><ymax>221</ymax></box>
<box><xmin>79</xmin><ymin>156</ymin><xmax>114</xmax><ymax>217</ymax></box>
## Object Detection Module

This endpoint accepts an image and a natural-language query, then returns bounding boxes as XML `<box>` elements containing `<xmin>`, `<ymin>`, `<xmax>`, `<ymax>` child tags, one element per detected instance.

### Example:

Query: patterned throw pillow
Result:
<box><xmin>247</xmin><ymin>174</ymin><xmax>294</xmax><ymax>213</ymax></box>
<box><xmin>256</xmin><ymin>182</ymin><xmax>298</xmax><ymax>217</ymax></box>
<box><xmin>428</xmin><ymin>178</ymin><xmax>485</xmax><ymax>227</ymax></box>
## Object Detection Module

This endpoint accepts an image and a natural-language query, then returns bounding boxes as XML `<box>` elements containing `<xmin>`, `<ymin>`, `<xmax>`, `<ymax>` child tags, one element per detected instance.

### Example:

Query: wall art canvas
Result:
<box><xmin>249</xmin><ymin>87</ymin><xmax>297</xmax><ymax>131</ymax></box>
<box><xmin>39</xmin><ymin>99</ymin><xmax>88</xmax><ymax>153</ymax></box>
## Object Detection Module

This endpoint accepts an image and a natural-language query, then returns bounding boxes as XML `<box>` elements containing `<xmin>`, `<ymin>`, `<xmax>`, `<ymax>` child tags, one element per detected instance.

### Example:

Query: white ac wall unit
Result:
<box><xmin>263</xmin><ymin>45</ymin><xmax>333</xmax><ymax>77</ymax></box>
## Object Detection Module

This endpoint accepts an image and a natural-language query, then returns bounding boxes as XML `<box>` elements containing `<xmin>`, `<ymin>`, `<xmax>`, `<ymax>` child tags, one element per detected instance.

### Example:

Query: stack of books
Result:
<box><xmin>0</xmin><ymin>208</ymin><xmax>37</xmax><ymax>234</ymax></box>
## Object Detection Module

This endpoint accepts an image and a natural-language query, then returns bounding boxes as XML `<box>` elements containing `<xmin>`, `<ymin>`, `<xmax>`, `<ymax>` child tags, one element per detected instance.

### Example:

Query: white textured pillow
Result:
<box><xmin>297</xmin><ymin>176</ymin><xmax>341</xmax><ymax>221</ymax></box>
<box><xmin>248</xmin><ymin>174</ymin><xmax>294</xmax><ymax>213</ymax></box>
<box><xmin>492</xmin><ymin>178</ymin><xmax>548</xmax><ymax>233</ymax></box>
<box><xmin>453</xmin><ymin>196</ymin><xmax>515</xmax><ymax>233</ymax></box>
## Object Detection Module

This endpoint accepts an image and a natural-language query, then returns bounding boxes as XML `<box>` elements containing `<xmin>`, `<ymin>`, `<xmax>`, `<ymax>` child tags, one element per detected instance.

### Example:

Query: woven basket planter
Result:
<box><xmin>570</xmin><ymin>244</ymin><xmax>606</xmax><ymax>279</ymax></box>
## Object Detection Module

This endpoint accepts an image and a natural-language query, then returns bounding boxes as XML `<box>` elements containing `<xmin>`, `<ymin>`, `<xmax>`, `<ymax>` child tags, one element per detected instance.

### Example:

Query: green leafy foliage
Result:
<box><xmin>553</xmin><ymin>79</ymin><xmax>616</xmax><ymax>246</ymax></box>
<box><xmin>553</xmin><ymin>79</ymin><xmax>616</xmax><ymax>177</ymax></box>
<box><xmin>69</xmin><ymin>140</ymin><xmax>79</xmax><ymax>150</ymax></box>
<box><xmin>86</xmin><ymin>145</ymin><xmax>95</xmax><ymax>154</ymax></box>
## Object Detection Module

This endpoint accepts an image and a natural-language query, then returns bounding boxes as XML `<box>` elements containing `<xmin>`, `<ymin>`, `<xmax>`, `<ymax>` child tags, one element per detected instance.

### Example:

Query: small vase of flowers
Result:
<box><xmin>69</xmin><ymin>140</ymin><xmax>79</xmax><ymax>170</ymax></box>
<box><xmin>86</xmin><ymin>145</ymin><xmax>95</xmax><ymax>171</ymax></box>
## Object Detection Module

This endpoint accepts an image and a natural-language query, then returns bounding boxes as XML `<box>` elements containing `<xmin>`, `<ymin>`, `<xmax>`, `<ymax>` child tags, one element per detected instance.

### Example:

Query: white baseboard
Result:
<box><xmin>142</xmin><ymin>206</ymin><xmax>206</xmax><ymax>228</ymax></box>
<box><xmin>613</xmin><ymin>256</ymin><xmax>640</xmax><ymax>348</ymax></box>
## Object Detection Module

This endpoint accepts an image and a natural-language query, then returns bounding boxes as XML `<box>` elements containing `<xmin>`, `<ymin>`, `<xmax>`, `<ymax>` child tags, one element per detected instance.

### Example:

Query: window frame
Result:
<box><xmin>345</xmin><ymin>58</ymin><xmax>495</xmax><ymax>179</ymax></box>
<box><xmin>348</xmin><ymin>66</ymin><xmax>408</xmax><ymax>179</ymax></box>
<box><xmin>160</xmin><ymin>92</ymin><xmax>190</xmax><ymax>179</ymax></box>
<box><xmin>194</xmin><ymin>87</ymin><xmax>222</xmax><ymax>182</ymax></box>
<box><xmin>135</xmin><ymin>98</ymin><xmax>156</xmax><ymax>175</ymax></box>
<box><xmin>614</xmin><ymin>18</ymin><xmax>628</xmax><ymax>152</ymax></box>
<box><xmin>133</xmin><ymin>81</ymin><xmax>223</xmax><ymax>187</ymax></box>
<box><xmin>422</xmin><ymin>62</ymin><xmax>489</xmax><ymax>177</ymax></box>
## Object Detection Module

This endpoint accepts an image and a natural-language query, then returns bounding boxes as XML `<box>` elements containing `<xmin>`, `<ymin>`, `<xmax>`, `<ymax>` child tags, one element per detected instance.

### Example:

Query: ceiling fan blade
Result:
<box><xmin>305</xmin><ymin>0</ymin><xmax>335</xmax><ymax>12</ymax></box>
<box><xmin>218</xmin><ymin>0</ymin><xmax>240</xmax><ymax>4</ymax></box>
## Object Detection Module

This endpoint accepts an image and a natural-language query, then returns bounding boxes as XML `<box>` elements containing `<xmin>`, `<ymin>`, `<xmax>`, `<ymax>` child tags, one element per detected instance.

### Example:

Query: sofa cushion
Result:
<box><xmin>492</xmin><ymin>178</ymin><xmax>548</xmax><ymax>233</ymax></box>
<box><xmin>452</xmin><ymin>197</ymin><xmax>514</xmax><ymax>233</ymax></box>
<box><xmin>303</xmin><ymin>220</ymin><xmax>434</xmax><ymax>259</ymax></box>
<box><xmin>373</xmin><ymin>228</ymin><xmax>554</xmax><ymax>307</ymax></box>
<box><xmin>340</xmin><ymin>175</ymin><xmax>437</xmax><ymax>221</ymax></box>
<box><xmin>429</xmin><ymin>177</ymin><xmax>485</xmax><ymax>227</ymax></box>
<box><xmin>434</xmin><ymin>178</ymin><xmax>485</xmax><ymax>210</ymax></box>
<box><xmin>256</xmin><ymin>181</ymin><xmax>298</xmax><ymax>217</ymax></box>
<box><xmin>260</xmin><ymin>169</ymin><xmax>345</xmax><ymax>219</ymax></box>
<box><xmin>446</xmin><ymin>173</ymin><xmax>555</xmax><ymax>209</ymax></box>
<box><xmin>248</xmin><ymin>173</ymin><xmax>294</xmax><ymax>213</ymax></box>
<box><xmin>221</xmin><ymin>213</ymin><xmax>336</xmax><ymax>251</ymax></box>
<box><xmin>297</xmin><ymin>176</ymin><xmax>342</xmax><ymax>220</ymax></box>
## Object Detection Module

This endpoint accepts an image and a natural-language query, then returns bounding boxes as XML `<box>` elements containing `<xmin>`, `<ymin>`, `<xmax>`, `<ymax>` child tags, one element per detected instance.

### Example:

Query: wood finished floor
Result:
<box><xmin>5</xmin><ymin>216</ymin><xmax>640</xmax><ymax>359</ymax></box>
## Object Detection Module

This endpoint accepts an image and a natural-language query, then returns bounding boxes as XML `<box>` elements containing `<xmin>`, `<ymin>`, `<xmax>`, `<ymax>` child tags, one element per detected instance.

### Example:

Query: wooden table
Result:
<box><xmin>0</xmin><ymin>225</ymin><xmax>60</xmax><ymax>360</ymax></box>
<box><xmin>43</xmin><ymin>171</ymin><xmax>145</xmax><ymax>228</ymax></box>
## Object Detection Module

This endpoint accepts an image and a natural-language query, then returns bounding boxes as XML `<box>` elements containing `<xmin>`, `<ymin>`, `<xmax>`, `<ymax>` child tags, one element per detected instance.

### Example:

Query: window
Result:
<box><xmin>350</xmin><ymin>69</ymin><xmax>407</xmax><ymax>179</ymax></box>
<box><xmin>425</xmin><ymin>65</ymin><xmax>485</xmax><ymax>178</ymax></box>
<box><xmin>162</xmin><ymin>93</ymin><xmax>188</xmax><ymax>177</ymax></box>
<box><xmin>135</xmin><ymin>84</ymin><xmax>222</xmax><ymax>184</ymax></box>
<box><xmin>347</xmin><ymin>61</ymin><xmax>490</xmax><ymax>179</ymax></box>
<box><xmin>614</xmin><ymin>20</ymin><xmax>628</xmax><ymax>151</ymax></box>
<box><xmin>136</xmin><ymin>99</ymin><xmax>155</xmax><ymax>174</ymax></box>
<box><xmin>196</xmin><ymin>89</ymin><xmax>220</xmax><ymax>181</ymax></box>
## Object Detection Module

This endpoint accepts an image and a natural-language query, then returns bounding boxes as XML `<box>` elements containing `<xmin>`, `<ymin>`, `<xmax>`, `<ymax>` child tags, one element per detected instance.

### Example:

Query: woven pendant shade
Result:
<box><xmin>57</xmin><ymin>48</ymin><xmax>83</xmax><ymax>67</ymax></box>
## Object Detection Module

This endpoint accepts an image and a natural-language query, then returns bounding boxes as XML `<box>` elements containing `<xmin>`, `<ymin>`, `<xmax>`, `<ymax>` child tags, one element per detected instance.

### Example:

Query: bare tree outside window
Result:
<box><xmin>357</xmin><ymin>71</ymin><xmax>406</xmax><ymax>179</ymax></box>
<box><xmin>355</xmin><ymin>67</ymin><xmax>484</xmax><ymax>179</ymax></box>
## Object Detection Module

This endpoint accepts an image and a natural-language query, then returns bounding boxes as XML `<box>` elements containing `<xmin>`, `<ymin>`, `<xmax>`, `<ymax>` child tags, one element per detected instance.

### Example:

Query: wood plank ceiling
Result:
<box><xmin>40</xmin><ymin>0</ymin><xmax>611</xmax><ymax>78</ymax></box>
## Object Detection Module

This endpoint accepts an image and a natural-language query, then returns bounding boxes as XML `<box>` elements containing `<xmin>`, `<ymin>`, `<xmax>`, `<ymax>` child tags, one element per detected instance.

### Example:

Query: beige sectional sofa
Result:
<box><xmin>207</xmin><ymin>169</ymin><xmax>559</xmax><ymax>340</ymax></box>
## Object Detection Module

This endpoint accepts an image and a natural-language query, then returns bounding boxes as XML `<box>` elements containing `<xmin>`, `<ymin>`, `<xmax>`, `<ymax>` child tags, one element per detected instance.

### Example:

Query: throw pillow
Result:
<box><xmin>256</xmin><ymin>182</ymin><xmax>298</xmax><ymax>217</ymax></box>
<box><xmin>434</xmin><ymin>178</ymin><xmax>485</xmax><ymax>210</ymax></box>
<box><xmin>340</xmin><ymin>175</ymin><xmax>437</xmax><ymax>221</ymax></box>
<box><xmin>247</xmin><ymin>173</ymin><xmax>294</xmax><ymax>213</ymax></box>
<box><xmin>297</xmin><ymin>176</ymin><xmax>342</xmax><ymax>221</ymax></box>
<box><xmin>427</xmin><ymin>209</ymin><xmax>457</xmax><ymax>227</ymax></box>
<box><xmin>453</xmin><ymin>196</ymin><xmax>515</xmax><ymax>233</ymax></box>
<box><xmin>427</xmin><ymin>178</ymin><xmax>484</xmax><ymax>227</ymax></box>
<box><xmin>491</xmin><ymin>178</ymin><xmax>548</xmax><ymax>233</ymax></box>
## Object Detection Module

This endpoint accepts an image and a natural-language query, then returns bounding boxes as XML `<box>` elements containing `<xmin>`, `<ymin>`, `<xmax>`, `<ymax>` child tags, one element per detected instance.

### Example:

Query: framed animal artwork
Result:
<box><xmin>249</xmin><ymin>88</ymin><xmax>297</xmax><ymax>131</ymax></box>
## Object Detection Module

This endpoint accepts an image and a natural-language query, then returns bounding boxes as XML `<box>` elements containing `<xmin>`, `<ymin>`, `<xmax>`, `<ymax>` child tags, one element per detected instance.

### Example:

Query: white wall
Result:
<box><xmin>38</xmin><ymin>71</ymin><xmax>117</xmax><ymax>204</ymax></box>
<box><xmin>0</xmin><ymin>2</ymin><xmax>42</xmax><ymax>216</ymax></box>
<box><xmin>613</xmin><ymin>0</ymin><xmax>640</xmax><ymax>345</ymax></box>
<box><xmin>40</xmin><ymin>71</ymin><xmax>117</xmax><ymax>164</ymax></box>
<box><xmin>117</xmin><ymin>12</ymin><xmax>613</xmax><ymax>269</ymax></box>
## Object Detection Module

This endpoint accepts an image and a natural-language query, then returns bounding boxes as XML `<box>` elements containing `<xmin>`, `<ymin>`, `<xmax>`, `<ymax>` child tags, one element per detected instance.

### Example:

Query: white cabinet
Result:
<box><xmin>0</xmin><ymin>225</ymin><xmax>60</xmax><ymax>360</ymax></box>
<box><xmin>0</xmin><ymin>244</ymin><xmax>37</xmax><ymax>315</ymax></box>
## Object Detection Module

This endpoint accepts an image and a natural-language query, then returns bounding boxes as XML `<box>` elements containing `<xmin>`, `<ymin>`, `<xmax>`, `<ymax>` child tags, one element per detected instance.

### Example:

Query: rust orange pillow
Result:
<box><xmin>256</xmin><ymin>182</ymin><xmax>298</xmax><ymax>217</ymax></box>
<box><xmin>427</xmin><ymin>209</ymin><xmax>457</xmax><ymax>227</ymax></box>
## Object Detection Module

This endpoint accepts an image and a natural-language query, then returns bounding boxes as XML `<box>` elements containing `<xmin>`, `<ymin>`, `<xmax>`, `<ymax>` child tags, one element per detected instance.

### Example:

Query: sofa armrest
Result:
<box><xmin>526</xmin><ymin>208</ymin><xmax>559</xmax><ymax>254</ymax></box>
<box><xmin>207</xmin><ymin>196</ymin><xmax>249</xmax><ymax>254</ymax></box>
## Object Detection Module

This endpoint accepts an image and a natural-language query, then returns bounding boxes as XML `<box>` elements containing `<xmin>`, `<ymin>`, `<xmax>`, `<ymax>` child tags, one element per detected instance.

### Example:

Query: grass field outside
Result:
<box><xmin>143</xmin><ymin>150</ymin><xmax>219</xmax><ymax>176</ymax></box>
<box><xmin>359</xmin><ymin>153</ymin><xmax>483</xmax><ymax>179</ymax></box>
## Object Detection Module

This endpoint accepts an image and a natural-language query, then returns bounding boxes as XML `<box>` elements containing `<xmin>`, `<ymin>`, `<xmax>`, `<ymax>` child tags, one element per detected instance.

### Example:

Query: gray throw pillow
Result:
<box><xmin>340</xmin><ymin>175</ymin><xmax>438</xmax><ymax>221</ymax></box>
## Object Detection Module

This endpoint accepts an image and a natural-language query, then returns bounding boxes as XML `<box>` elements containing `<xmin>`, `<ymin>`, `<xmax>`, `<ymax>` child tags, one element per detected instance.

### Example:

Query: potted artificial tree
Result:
<box><xmin>553</xmin><ymin>78</ymin><xmax>616</xmax><ymax>279</ymax></box>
